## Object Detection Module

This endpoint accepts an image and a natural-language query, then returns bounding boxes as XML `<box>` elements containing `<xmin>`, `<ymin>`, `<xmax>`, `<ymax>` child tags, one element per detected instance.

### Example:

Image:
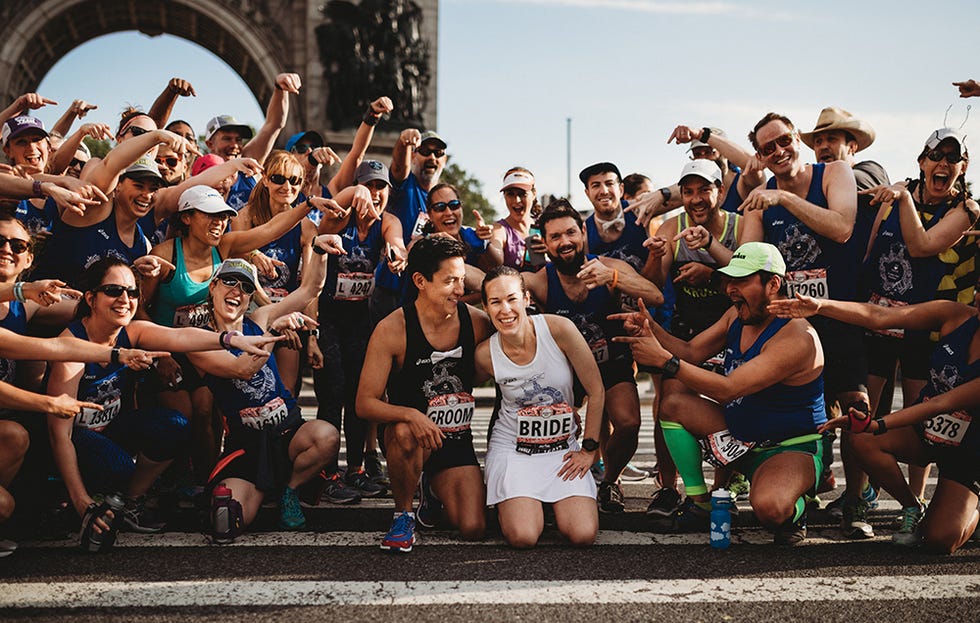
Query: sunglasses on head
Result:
<box><xmin>124</xmin><ymin>126</ymin><xmax>150</xmax><ymax>138</ymax></box>
<box><xmin>926</xmin><ymin>149</ymin><xmax>966</xmax><ymax>164</ymax></box>
<box><xmin>0</xmin><ymin>236</ymin><xmax>30</xmax><ymax>254</ymax></box>
<box><xmin>416</xmin><ymin>146</ymin><xmax>445</xmax><ymax>158</ymax></box>
<box><xmin>429</xmin><ymin>199</ymin><xmax>461</xmax><ymax>213</ymax></box>
<box><xmin>758</xmin><ymin>133</ymin><xmax>795</xmax><ymax>157</ymax></box>
<box><xmin>267</xmin><ymin>173</ymin><xmax>303</xmax><ymax>186</ymax></box>
<box><xmin>95</xmin><ymin>284</ymin><xmax>139</xmax><ymax>298</ymax></box>
<box><xmin>219</xmin><ymin>276</ymin><xmax>256</xmax><ymax>294</ymax></box>
<box><xmin>156</xmin><ymin>156</ymin><xmax>180</xmax><ymax>168</ymax></box>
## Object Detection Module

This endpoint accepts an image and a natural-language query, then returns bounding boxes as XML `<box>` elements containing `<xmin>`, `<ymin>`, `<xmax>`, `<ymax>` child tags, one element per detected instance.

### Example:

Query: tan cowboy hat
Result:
<box><xmin>799</xmin><ymin>107</ymin><xmax>875</xmax><ymax>152</ymax></box>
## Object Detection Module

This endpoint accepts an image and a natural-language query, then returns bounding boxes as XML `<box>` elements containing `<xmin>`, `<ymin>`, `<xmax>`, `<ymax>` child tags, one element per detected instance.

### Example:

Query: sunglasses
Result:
<box><xmin>0</xmin><ymin>236</ymin><xmax>30</xmax><ymax>254</ymax></box>
<box><xmin>156</xmin><ymin>156</ymin><xmax>180</xmax><ymax>168</ymax></box>
<box><xmin>925</xmin><ymin>149</ymin><xmax>966</xmax><ymax>164</ymax></box>
<box><xmin>429</xmin><ymin>199</ymin><xmax>461</xmax><ymax>213</ymax></box>
<box><xmin>267</xmin><ymin>173</ymin><xmax>303</xmax><ymax>186</ymax></box>
<box><xmin>219</xmin><ymin>276</ymin><xmax>256</xmax><ymax>294</ymax></box>
<box><xmin>124</xmin><ymin>126</ymin><xmax>150</xmax><ymax>138</ymax></box>
<box><xmin>758</xmin><ymin>133</ymin><xmax>795</xmax><ymax>157</ymax></box>
<box><xmin>69</xmin><ymin>158</ymin><xmax>88</xmax><ymax>169</ymax></box>
<box><xmin>416</xmin><ymin>146</ymin><xmax>445</xmax><ymax>158</ymax></box>
<box><xmin>291</xmin><ymin>143</ymin><xmax>320</xmax><ymax>154</ymax></box>
<box><xmin>95</xmin><ymin>284</ymin><xmax>139</xmax><ymax>298</ymax></box>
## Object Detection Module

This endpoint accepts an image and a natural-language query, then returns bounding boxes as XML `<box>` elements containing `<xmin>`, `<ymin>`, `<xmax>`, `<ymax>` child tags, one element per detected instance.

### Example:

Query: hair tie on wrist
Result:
<box><xmin>610</xmin><ymin>269</ymin><xmax>619</xmax><ymax>290</ymax></box>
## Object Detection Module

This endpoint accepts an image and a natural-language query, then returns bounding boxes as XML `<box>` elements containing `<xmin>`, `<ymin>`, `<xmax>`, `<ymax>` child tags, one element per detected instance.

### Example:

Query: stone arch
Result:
<box><xmin>0</xmin><ymin>0</ymin><xmax>288</xmax><ymax>120</ymax></box>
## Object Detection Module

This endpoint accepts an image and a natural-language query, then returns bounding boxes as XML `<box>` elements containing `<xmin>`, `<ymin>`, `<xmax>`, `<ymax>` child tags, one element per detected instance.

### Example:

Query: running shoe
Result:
<box><xmin>591</xmin><ymin>458</ymin><xmax>606</xmax><ymax>484</ymax></box>
<box><xmin>727</xmin><ymin>472</ymin><xmax>750</xmax><ymax>500</ymax></box>
<box><xmin>345</xmin><ymin>468</ymin><xmax>387</xmax><ymax>497</ymax></box>
<box><xmin>645</xmin><ymin>487</ymin><xmax>682</xmax><ymax>517</ymax></box>
<box><xmin>673</xmin><ymin>497</ymin><xmax>711</xmax><ymax>532</ymax></box>
<box><xmin>416</xmin><ymin>471</ymin><xmax>443</xmax><ymax>529</ymax></box>
<box><xmin>620</xmin><ymin>463</ymin><xmax>650</xmax><ymax>482</ymax></box>
<box><xmin>891</xmin><ymin>497</ymin><xmax>927</xmax><ymax>529</ymax></box>
<box><xmin>297</xmin><ymin>470</ymin><xmax>329</xmax><ymax>507</ymax></box>
<box><xmin>892</xmin><ymin>504</ymin><xmax>924</xmax><ymax>546</ymax></box>
<box><xmin>0</xmin><ymin>539</ymin><xmax>17</xmax><ymax>558</ymax></box>
<box><xmin>597</xmin><ymin>481</ymin><xmax>625</xmax><ymax>514</ymax></box>
<box><xmin>323</xmin><ymin>472</ymin><xmax>362</xmax><ymax>505</ymax></box>
<box><xmin>380</xmin><ymin>511</ymin><xmax>416</xmax><ymax>553</ymax></box>
<box><xmin>824</xmin><ymin>493</ymin><xmax>845</xmax><ymax>519</ymax></box>
<box><xmin>278</xmin><ymin>486</ymin><xmax>306</xmax><ymax>530</ymax></box>
<box><xmin>840</xmin><ymin>497</ymin><xmax>874</xmax><ymax>539</ymax></box>
<box><xmin>121</xmin><ymin>495</ymin><xmax>165</xmax><ymax>534</ymax></box>
<box><xmin>364</xmin><ymin>450</ymin><xmax>390</xmax><ymax>487</ymax></box>
<box><xmin>773</xmin><ymin>511</ymin><xmax>807</xmax><ymax>546</ymax></box>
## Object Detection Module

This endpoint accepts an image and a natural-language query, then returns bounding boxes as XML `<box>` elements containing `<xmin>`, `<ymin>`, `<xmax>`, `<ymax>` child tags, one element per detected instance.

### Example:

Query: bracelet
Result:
<box><xmin>311</xmin><ymin>241</ymin><xmax>327</xmax><ymax>255</ymax></box>
<box><xmin>610</xmin><ymin>269</ymin><xmax>619</xmax><ymax>290</ymax></box>
<box><xmin>110</xmin><ymin>347</ymin><xmax>121</xmax><ymax>365</ymax></box>
<box><xmin>268</xmin><ymin>327</ymin><xmax>283</xmax><ymax>337</ymax></box>
<box><xmin>310</xmin><ymin>328</ymin><xmax>320</xmax><ymax>339</ymax></box>
<box><xmin>247</xmin><ymin>249</ymin><xmax>259</xmax><ymax>259</ymax></box>
<box><xmin>32</xmin><ymin>180</ymin><xmax>44</xmax><ymax>198</ymax></box>
<box><xmin>701</xmin><ymin>231</ymin><xmax>714</xmax><ymax>250</ymax></box>
<box><xmin>872</xmin><ymin>417</ymin><xmax>888</xmax><ymax>435</ymax></box>
<box><xmin>12</xmin><ymin>281</ymin><xmax>25</xmax><ymax>303</ymax></box>
<box><xmin>700</xmin><ymin>127</ymin><xmax>712</xmax><ymax>143</ymax></box>
<box><xmin>362</xmin><ymin>111</ymin><xmax>381</xmax><ymax>127</ymax></box>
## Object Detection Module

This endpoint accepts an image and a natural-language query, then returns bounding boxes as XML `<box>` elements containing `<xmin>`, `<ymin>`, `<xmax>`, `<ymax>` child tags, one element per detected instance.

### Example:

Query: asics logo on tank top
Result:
<box><xmin>99</xmin><ymin>228</ymin><xmax>110</xmax><ymax>240</ymax></box>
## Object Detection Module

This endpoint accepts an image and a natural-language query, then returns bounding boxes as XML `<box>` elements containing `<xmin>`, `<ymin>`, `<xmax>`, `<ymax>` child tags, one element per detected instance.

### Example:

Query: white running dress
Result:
<box><xmin>485</xmin><ymin>314</ymin><xmax>598</xmax><ymax>505</ymax></box>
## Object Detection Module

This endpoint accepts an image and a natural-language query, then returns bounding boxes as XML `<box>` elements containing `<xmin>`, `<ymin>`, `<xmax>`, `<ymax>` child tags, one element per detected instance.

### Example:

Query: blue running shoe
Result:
<box><xmin>416</xmin><ymin>471</ymin><xmax>443</xmax><ymax>529</ymax></box>
<box><xmin>381</xmin><ymin>511</ymin><xmax>416</xmax><ymax>552</ymax></box>
<box><xmin>278</xmin><ymin>486</ymin><xmax>306</xmax><ymax>530</ymax></box>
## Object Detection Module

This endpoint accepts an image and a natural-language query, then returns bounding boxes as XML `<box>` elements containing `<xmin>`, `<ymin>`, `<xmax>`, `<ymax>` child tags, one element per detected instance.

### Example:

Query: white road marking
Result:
<box><xmin>22</xmin><ymin>528</ymin><xmax>895</xmax><ymax>549</ymax></box>
<box><xmin>3</xmin><ymin>576</ymin><xmax>977</xmax><ymax>608</ymax></box>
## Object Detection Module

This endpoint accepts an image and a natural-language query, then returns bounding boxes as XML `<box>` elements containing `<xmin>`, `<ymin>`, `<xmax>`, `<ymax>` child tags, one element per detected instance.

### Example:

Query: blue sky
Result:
<box><xmin>36</xmin><ymin>0</ymin><xmax>980</xmax><ymax>217</ymax></box>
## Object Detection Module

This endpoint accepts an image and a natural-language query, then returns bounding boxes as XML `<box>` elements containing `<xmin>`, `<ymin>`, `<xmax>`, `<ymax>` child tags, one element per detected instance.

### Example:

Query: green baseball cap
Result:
<box><xmin>717</xmin><ymin>242</ymin><xmax>786</xmax><ymax>278</ymax></box>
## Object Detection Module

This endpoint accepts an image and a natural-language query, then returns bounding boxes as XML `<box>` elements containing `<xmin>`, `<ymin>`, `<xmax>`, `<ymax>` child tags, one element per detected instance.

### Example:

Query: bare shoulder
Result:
<box><xmin>371</xmin><ymin>308</ymin><xmax>406</xmax><ymax>351</ymax></box>
<box><xmin>466</xmin><ymin>304</ymin><xmax>493</xmax><ymax>341</ymax></box>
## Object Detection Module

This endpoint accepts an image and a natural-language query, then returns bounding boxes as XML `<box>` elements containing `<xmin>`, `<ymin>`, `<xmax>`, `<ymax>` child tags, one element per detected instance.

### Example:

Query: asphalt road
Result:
<box><xmin>2</xmin><ymin>382</ymin><xmax>978</xmax><ymax>622</ymax></box>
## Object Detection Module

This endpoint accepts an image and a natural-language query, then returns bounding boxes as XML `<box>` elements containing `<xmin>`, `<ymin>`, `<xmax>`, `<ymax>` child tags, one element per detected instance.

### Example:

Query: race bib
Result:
<box><xmin>265</xmin><ymin>287</ymin><xmax>289</xmax><ymax>304</ymax></box>
<box><xmin>698</xmin><ymin>429</ymin><xmax>755</xmax><ymax>468</ymax></box>
<box><xmin>922</xmin><ymin>410</ymin><xmax>972</xmax><ymax>447</ymax></box>
<box><xmin>701</xmin><ymin>351</ymin><xmax>726</xmax><ymax>374</ymax></box>
<box><xmin>589</xmin><ymin>338</ymin><xmax>609</xmax><ymax>364</ymax></box>
<box><xmin>334</xmin><ymin>272</ymin><xmax>375</xmax><ymax>301</ymax></box>
<box><xmin>425</xmin><ymin>392</ymin><xmax>475</xmax><ymax>438</ymax></box>
<box><xmin>173</xmin><ymin>303</ymin><xmax>211</xmax><ymax>328</ymax></box>
<box><xmin>239</xmin><ymin>396</ymin><xmax>288</xmax><ymax>431</ymax></box>
<box><xmin>785</xmin><ymin>268</ymin><xmax>829</xmax><ymax>300</ymax></box>
<box><xmin>620</xmin><ymin>294</ymin><xmax>641</xmax><ymax>312</ymax></box>
<box><xmin>75</xmin><ymin>398</ymin><xmax>121</xmax><ymax>433</ymax></box>
<box><xmin>516</xmin><ymin>402</ymin><xmax>574</xmax><ymax>455</ymax></box>
<box><xmin>868</xmin><ymin>293</ymin><xmax>907</xmax><ymax>339</ymax></box>
<box><xmin>410</xmin><ymin>212</ymin><xmax>430</xmax><ymax>239</ymax></box>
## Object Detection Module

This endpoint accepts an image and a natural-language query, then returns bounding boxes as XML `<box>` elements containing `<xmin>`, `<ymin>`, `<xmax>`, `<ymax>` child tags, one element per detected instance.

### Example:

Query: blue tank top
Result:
<box><xmin>723</xmin><ymin>317</ymin><xmax>826</xmax><ymax>442</ymax></box>
<box><xmin>226</xmin><ymin>172</ymin><xmax>257</xmax><ymax>212</ymax></box>
<box><xmin>296</xmin><ymin>184</ymin><xmax>331</xmax><ymax>227</ymax></box>
<box><xmin>585</xmin><ymin>211</ymin><xmax>649</xmax><ymax>273</ymax></box>
<box><xmin>459</xmin><ymin>226</ymin><xmax>488</xmax><ymax>267</ymax></box>
<box><xmin>545</xmin><ymin>256</ymin><xmax>630</xmax><ymax>366</ymax></box>
<box><xmin>376</xmin><ymin>173</ymin><xmax>427</xmax><ymax>293</ymax></box>
<box><xmin>915</xmin><ymin>315</ymin><xmax>980</xmax><ymax>456</ymax></box>
<box><xmin>137</xmin><ymin>209</ymin><xmax>170</xmax><ymax>247</ymax></box>
<box><xmin>67</xmin><ymin>321</ymin><xmax>135</xmax><ymax>433</ymax></box>
<box><xmin>151</xmin><ymin>237</ymin><xmax>221</xmax><ymax>327</ymax></box>
<box><xmin>258</xmin><ymin>222</ymin><xmax>303</xmax><ymax>302</ymax></box>
<box><xmin>0</xmin><ymin>301</ymin><xmax>27</xmax><ymax>385</ymax></box>
<box><xmin>32</xmin><ymin>212</ymin><xmax>151</xmax><ymax>286</ymax></box>
<box><xmin>15</xmin><ymin>197</ymin><xmax>58</xmax><ymax>235</ymax></box>
<box><xmin>763</xmin><ymin>162</ymin><xmax>861</xmax><ymax>302</ymax></box>
<box><xmin>203</xmin><ymin>318</ymin><xmax>300</xmax><ymax>445</ymax></box>
<box><xmin>864</xmin><ymin>198</ymin><xmax>952</xmax><ymax>307</ymax></box>
<box><xmin>719</xmin><ymin>170</ymin><xmax>744</xmax><ymax>213</ymax></box>
<box><xmin>325</xmin><ymin>216</ymin><xmax>383</xmax><ymax>303</ymax></box>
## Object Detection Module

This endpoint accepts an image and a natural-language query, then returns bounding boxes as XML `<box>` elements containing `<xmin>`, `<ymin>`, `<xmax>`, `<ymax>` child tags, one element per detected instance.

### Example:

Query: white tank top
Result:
<box><xmin>489</xmin><ymin>314</ymin><xmax>579</xmax><ymax>453</ymax></box>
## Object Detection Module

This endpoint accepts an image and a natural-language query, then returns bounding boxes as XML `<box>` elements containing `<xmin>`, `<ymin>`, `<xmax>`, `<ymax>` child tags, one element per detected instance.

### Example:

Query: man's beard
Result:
<box><xmin>552</xmin><ymin>248</ymin><xmax>586</xmax><ymax>276</ymax></box>
<box><xmin>740</xmin><ymin>294</ymin><xmax>772</xmax><ymax>325</ymax></box>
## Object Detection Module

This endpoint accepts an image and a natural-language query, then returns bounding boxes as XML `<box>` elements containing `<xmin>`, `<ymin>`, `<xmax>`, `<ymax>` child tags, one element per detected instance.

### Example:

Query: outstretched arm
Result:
<box><xmin>242</xmin><ymin>73</ymin><xmax>299</xmax><ymax>162</ymax></box>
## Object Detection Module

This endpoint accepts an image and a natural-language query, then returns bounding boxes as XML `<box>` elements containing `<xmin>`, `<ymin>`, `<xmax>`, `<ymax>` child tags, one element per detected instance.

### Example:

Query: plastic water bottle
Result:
<box><xmin>211</xmin><ymin>485</ymin><xmax>242</xmax><ymax>544</ymax></box>
<box><xmin>710</xmin><ymin>488</ymin><xmax>733</xmax><ymax>549</ymax></box>
<box><xmin>79</xmin><ymin>492</ymin><xmax>125</xmax><ymax>553</ymax></box>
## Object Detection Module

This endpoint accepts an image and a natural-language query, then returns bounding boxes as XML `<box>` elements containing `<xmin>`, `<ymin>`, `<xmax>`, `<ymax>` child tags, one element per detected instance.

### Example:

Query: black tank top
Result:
<box><xmin>388</xmin><ymin>301</ymin><xmax>476</xmax><ymax>415</ymax></box>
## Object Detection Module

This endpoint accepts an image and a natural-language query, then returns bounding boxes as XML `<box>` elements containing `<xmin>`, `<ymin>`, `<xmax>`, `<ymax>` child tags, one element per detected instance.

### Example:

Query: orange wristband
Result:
<box><xmin>610</xmin><ymin>269</ymin><xmax>619</xmax><ymax>289</ymax></box>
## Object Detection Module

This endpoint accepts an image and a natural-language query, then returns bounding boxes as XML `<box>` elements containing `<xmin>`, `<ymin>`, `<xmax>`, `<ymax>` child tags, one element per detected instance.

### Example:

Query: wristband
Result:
<box><xmin>846</xmin><ymin>401</ymin><xmax>872</xmax><ymax>433</ymax></box>
<box><xmin>110</xmin><ymin>348</ymin><xmax>121</xmax><ymax>365</ymax></box>
<box><xmin>872</xmin><ymin>417</ymin><xmax>888</xmax><ymax>435</ymax></box>
<box><xmin>362</xmin><ymin>111</ymin><xmax>381</xmax><ymax>127</ymax></box>
<box><xmin>700</xmin><ymin>127</ymin><xmax>712</xmax><ymax>143</ymax></box>
<box><xmin>268</xmin><ymin>327</ymin><xmax>283</xmax><ymax>337</ymax></box>
<box><xmin>32</xmin><ymin>180</ymin><xmax>44</xmax><ymax>198</ymax></box>
<box><xmin>311</xmin><ymin>242</ymin><xmax>327</xmax><ymax>255</ymax></box>
<box><xmin>701</xmin><ymin>231</ymin><xmax>714</xmax><ymax>250</ymax></box>
<box><xmin>610</xmin><ymin>269</ymin><xmax>619</xmax><ymax>290</ymax></box>
<box><xmin>12</xmin><ymin>281</ymin><xmax>25</xmax><ymax>303</ymax></box>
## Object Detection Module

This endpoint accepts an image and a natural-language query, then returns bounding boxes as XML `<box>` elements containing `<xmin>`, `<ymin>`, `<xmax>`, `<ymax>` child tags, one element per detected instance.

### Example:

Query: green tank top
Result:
<box><xmin>150</xmin><ymin>237</ymin><xmax>221</xmax><ymax>327</ymax></box>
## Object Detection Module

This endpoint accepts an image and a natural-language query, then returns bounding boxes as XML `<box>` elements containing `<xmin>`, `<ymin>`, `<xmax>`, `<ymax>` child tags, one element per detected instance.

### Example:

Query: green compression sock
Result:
<box><xmin>661</xmin><ymin>421</ymin><xmax>707</xmax><ymax>496</ymax></box>
<box><xmin>793</xmin><ymin>496</ymin><xmax>805</xmax><ymax>523</ymax></box>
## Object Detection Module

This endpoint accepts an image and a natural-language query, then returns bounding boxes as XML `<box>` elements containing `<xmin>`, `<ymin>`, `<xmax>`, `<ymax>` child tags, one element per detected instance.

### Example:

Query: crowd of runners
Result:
<box><xmin>1</xmin><ymin>74</ymin><xmax>979</xmax><ymax>557</ymax></box>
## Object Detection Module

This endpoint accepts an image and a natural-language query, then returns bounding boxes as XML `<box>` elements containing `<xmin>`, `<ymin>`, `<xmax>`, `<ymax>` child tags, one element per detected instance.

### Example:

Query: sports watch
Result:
<box><xmin>581</xmin><ymin>438</ymin><xmax>600</xmax><ymax>452</ymax></box>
